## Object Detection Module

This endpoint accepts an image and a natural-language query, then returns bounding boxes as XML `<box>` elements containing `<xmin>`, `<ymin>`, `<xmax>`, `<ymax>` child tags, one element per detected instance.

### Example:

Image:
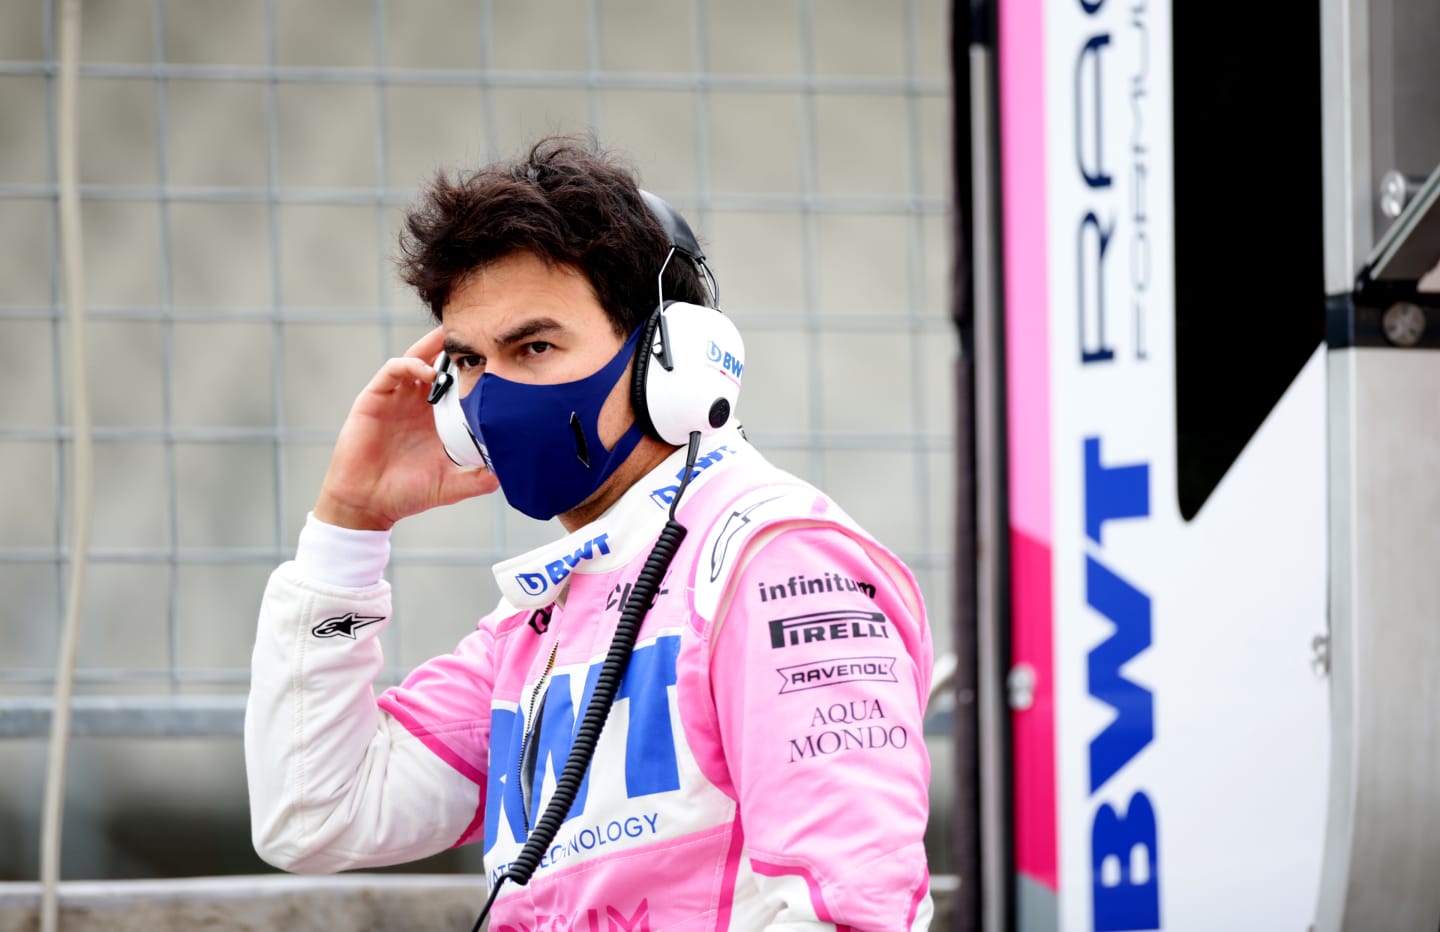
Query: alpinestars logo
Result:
<box><xmin>312</xmin><ymin>612</ymin><xmax>384</xmax><ymax>639</ymax></box>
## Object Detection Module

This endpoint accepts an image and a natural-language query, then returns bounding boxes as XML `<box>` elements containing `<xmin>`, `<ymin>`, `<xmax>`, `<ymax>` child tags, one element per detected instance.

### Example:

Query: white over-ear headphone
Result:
<box><xmin>629</xmin><ymin>298</ymin><xmax>744</xmax><ymax>445</ymax></box>
<box><xmin>427</xmin><ymin>189</ymin><xmax>743</xmax><ymax>464</ymax></box>
<box><xmin>629</xmin><ymin>190</ymin><xmax>743</xmax><ymax>445</ymax></box>
<box><xmin>427</xmin><ymin>352</ymin><xmax>489</xmax><ymax>468</ymax></box>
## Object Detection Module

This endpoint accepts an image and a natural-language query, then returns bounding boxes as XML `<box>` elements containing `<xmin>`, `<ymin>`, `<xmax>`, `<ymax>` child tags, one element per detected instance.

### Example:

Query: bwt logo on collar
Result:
<box><xmin>706</xmin><ymin>340</ymin><xmax>743</xmax><ymax>380</ymax></box>
<box><xmin>516</xmin><ymin>532</ymin><xmax>612</xmax><ymax>596</ymax></box>
<box><xmin>649</xmin><ymin>445</ymin><xmax>736</xmax><ymax>509</ymax></box>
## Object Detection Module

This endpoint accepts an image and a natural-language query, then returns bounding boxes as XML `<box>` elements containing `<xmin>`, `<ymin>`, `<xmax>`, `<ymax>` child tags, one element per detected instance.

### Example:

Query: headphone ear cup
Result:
<box><xmin>630</xmin><ymin>306</ymin><xmax>665</xmax><ymax>440</ymax></box>
<box><xmin>430</xmin><ymin>352</ymin><xmax>490</xmax><ymax>469</ymax></box>
<box><xmin>638</xmin><ymin>302</ymin><xmax>744</xmax><ymax>446</ymax></box>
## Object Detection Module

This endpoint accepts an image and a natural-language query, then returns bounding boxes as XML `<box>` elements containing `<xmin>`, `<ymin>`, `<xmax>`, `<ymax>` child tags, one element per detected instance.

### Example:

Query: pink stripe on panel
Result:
<box><xmin>714</xmin><ymin>819</ymin><xmax>746</xmax><ymax>931</ymax></box>
<box><xmin>998</xmin><ymin>0</ymin><xmax>1057</xmax><ymax>894</ymax></box>
<box><xmin>451</xmin><ymin>799</ymin><xmax>487</xmax><ymax>849</ymax></box>
<box><xmin>379</xmin><ymin>699</ymin><xmax>488</xmax><ymax>848</ymax></box>
<box><xmin>1010</xmin><ymin>530</ymin><xmax>1057</xmax><ymax>890</ymax></box>
<box><xmin>379</xmin><ymin>697</ymin><xmax>487</xmax><ymax>787</ymax></box>
<box><xmin>906</xmin><ymin>865</ymin><xmax>931</xmax><ymax>927</ymax></box>
<box><xmin>998</xmin><ymin>0</ymin><xmax>1052</xmax><ymax>547</ymax></box>
<box><xmin>749</xmin><ymin>858</ymin><xmax>837</xmax><ymax>924</ymax></box>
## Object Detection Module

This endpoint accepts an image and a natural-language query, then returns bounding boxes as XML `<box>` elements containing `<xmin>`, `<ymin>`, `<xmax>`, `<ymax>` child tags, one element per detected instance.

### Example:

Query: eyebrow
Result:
<box><xmin>443</xmin><ymin>317</ymin><xmax>566</xmax><ymax>359</ymax></box>
<box><xmin>495</xmin><ymin>317</ymin><xmax>564</xmax><ymax>348</ymax></box>
<box><xmin>441</xmin><ymin>334</ymin><xmax>480</xmax><ymax>357</ymax></box>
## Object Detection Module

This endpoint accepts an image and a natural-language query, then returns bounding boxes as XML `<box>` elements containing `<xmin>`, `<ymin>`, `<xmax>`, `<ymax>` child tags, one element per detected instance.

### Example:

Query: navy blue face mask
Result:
<box><xmin>459</xmin><ymin>327</ymin><xmax>645</xmax><ymax>521</ymax></box>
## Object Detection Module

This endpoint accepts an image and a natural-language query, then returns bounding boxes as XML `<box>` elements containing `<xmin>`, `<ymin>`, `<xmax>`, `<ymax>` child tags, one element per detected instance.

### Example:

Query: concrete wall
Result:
<box><xmin>0</xmin><ymin>875</ymin><xmax>959</xmax><ymax>931</ymax></box>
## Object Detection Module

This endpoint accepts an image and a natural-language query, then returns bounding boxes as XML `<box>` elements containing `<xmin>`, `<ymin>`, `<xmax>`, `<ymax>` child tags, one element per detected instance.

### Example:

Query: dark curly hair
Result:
<box><xmin>397</xmin><ymin>135</ymin><xmax>708</xmax><ymax>335</ymax></box>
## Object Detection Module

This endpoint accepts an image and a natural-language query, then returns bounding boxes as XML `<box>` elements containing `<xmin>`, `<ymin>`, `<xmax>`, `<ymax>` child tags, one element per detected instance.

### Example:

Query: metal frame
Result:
<box><xmin>967</xmin><ymin>21</ymin><xmax>1012</xmax><ymax>932</ymax></box>
<box><xmin>1322</xmin><ymin>0</ymin><xmax>1373</xmax><ymax>293</ymax></box>
<box><xmin>1317</xmin><ymin>0</ymin><xmax>1440</xmax><ymax>927</ymax></box>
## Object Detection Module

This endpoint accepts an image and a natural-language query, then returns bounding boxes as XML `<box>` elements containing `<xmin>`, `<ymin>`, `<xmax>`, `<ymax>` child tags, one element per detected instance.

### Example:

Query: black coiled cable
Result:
<box><xmin>470</xmin><ymin>433</ymin><xmax>701</xmax><ymax>931</ymax></box>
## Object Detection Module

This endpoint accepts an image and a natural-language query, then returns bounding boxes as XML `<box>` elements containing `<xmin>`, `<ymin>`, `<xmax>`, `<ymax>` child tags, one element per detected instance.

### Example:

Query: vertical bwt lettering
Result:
<box><xmin>1082</xmin><ymin>435</ymin><xmax>1158</xmax><ymax>929</ymax></box>
<box><xmin>1084</xmin><ymin>434</ymin><xmax>1153</xmax><ymax>792</ymax></box>
<box><xmin>1092</xmin><ymin>793</ymin><xmax>1160</xmax><ymax>931</ymax></box>
<box><xmin>1084</xmin><ymin>437</ymin><xmax>1149</xmax><ymax>544</ymax></box>
<box><xmin>1085</xmin><ymin>555</ymin><xmax>1153</xmax><ymax>792</ymax></box>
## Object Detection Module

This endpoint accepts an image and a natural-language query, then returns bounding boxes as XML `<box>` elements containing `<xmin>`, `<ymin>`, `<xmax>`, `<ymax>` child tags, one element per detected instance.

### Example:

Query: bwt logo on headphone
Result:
<box><xmin>706</xmin><ymin>340</ymin><xmax>744</xmax><ymax>381</ymax></box>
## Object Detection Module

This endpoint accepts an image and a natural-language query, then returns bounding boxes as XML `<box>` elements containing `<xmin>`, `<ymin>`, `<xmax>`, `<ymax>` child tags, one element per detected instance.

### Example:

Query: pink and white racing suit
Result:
<box><xmin>245</xmin><ymin>429</ymin><xmax>935</xmax><ymax>930</ymax></box>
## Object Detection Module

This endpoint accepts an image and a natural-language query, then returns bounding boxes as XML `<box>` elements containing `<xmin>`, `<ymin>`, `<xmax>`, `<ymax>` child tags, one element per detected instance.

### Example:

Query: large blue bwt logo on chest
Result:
<box><xmin>485</xmin><ymin>635</ymin><xmax>682</xmax><ymax>853</ymax></box>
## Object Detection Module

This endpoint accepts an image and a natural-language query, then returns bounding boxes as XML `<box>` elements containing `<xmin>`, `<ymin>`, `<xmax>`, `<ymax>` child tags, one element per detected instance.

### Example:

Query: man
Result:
<box><xmin>245</xmin><ymin>136</ymin><xmax>934</xmax><ymax>930</ymax></box>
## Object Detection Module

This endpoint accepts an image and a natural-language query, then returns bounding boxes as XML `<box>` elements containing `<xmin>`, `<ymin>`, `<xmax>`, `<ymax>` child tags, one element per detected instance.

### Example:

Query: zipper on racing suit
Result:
<box><xmin>516</xmin><ymin>640</ymin><xmax>559</xmax><ymax>835</ymax></box>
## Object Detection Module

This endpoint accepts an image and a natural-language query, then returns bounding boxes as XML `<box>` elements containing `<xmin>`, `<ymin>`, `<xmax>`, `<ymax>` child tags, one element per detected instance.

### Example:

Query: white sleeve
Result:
<box><xmin>244</xmin><ymin>517</ymin><xmax>482</xmax><ymax>874</ymax></box>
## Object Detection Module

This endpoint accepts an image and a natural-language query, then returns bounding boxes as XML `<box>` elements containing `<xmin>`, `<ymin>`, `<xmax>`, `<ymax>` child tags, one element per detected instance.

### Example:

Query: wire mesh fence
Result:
<box><xmin>0</xmin><ymin>0</ymin><xmax>956</xmax><ymax>882</ymax></box>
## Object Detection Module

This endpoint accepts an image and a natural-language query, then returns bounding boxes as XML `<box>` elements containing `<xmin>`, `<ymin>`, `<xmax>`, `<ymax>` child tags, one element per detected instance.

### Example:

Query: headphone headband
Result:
<box><xmin>640</xmin><ymin>189</ymin><xmax>705</xmax><ymax>264</ymax></box>
<box><xmin>639</xmin><ymin>189</ymin><xmax>720</xmax><ymax>310</ymax></box>
<box><xmin>629</xmin><ymin>191</ymin><xmax>741</xmax><ymax>446</ymax></box>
